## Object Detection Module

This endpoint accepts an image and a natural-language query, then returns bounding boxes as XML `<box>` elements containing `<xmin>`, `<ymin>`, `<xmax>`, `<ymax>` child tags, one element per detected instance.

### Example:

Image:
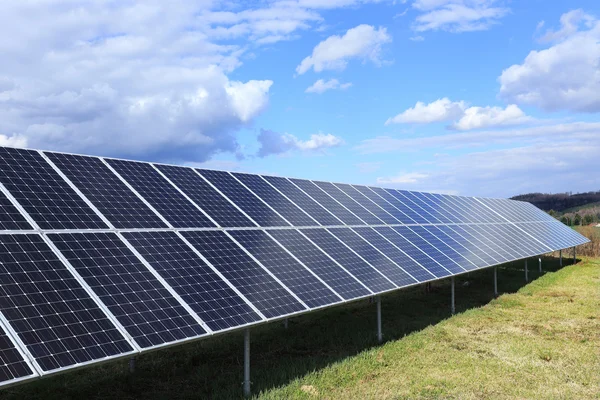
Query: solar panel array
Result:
<box><xmin>0</xmin><ymin>146</ymin><xmax>589</xmax><ymax>388</ymax></box>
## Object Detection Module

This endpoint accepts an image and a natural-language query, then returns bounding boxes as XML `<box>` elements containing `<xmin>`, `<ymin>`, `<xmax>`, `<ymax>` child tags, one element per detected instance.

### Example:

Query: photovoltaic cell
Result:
<box><xmin>374</xmin><ymin>227</ymin><xmax>451</xmax><ymax>278</ymax></box>
<box><xmin>232</xmin><ymin>173</ymin><xmax>317</xmax><ymax>227</ymax></box>
<box><xmin>424</xmin><ymin>225</ymin><xmax>492</xmax><ymax>267</ymax></box>
<box><xmin>395</xmin><ymin>191</ymin><xmax>443</xmax><ymax>223</ymax></box>
<box><xmin>121</xmin><ymin>231</ymin><xmax>262</xmax><ymax>332</ymax></box>
<box><xmin>516</xmin><ymin>222</ymin><xmax>588</xmax><ymax>249</ymax></box>
<box><xmin>106</xmin><ymin>159</ymin><xmax>215</xmax><ymax>228</ymax></box>
<box><xmin>300</xmin><ymin>228</ymin><xmax>394</xmax><ymax>293</ymax></box>
<box><xmin>45</xmin><ymin>152</ymin><xmax>167</xmax><ymax>229</ymax></box>
<box><xmin>261</xmin><ymin>176</ymin><xmax>341</xmax><ymax>226</ymax></box>
<box><xmin>181</xmin><ymin>231</ymin><xmax>306</xmax><ymax>318</ymax></box>
<box><xmin>0</xmin><ymin>192</ymin><xmax>32</xmax><ymax>231</ymax></box>
<box><xmin>229</xmin><ymin>230</ymin><xmax>341</xmax><ymax>308</ymax></box>
<box><xmin>0</xmin><ymin>234</ymin><xmax>133</xmax><ymax>372</ymax></box>
<box><xmin>267</xmin><ymin>229</ymin><xmax>371</xmax><ymax>300</ymax></box>
<box><xmin>498</xmin><ymin>224</ymin><xmax>551</xmax><ymax>256</ymax></box>
<box><xmin>432</xmin><ymin>194</ymin><xmax>479</xmax><ymax>223</ymax></box>
<box><xmin>327</xmin><ymin>228</ymin><xmax>416</xmax><ymax>287</ymax></box>
<box><xmin>351</xmin><ymin>227</ymin><xmax>434</xmax><ymax>282</ymax></box>
<box><xmin>351</xmin><ymin>185</ymin><xmax>409</xmax><ymax>224</ymax></box>
<box><xmin>418</xmin><ymin>193</ymin><xmax>463</xmax><ymax>223</ymax></box>
<box><xmin>333</xmin><ymin>183</ymin><xmax>399</xmax><ymax>224</ymax></box>
<box><xmin>410</xmin><ymin>192</ymin><xmax>455</xmax><ymax>223</ymax></box>
<box><xmin>467</xmin><ymin>225</ymin><xmax>523</xmax><ymax>260</ymax></box>
<box><xmin>155</xmin><ymin>165</ymin><xmax>255</xmax><ymax>228</ymax></box>
<box><xmin>312</xmin><ymin>181</ymin><xmax>383</xmax><ymax>225</ymax></box>
<box><xmin>0</xmin><ymin>327</ymin><xmax>36</xmax><ymax>385</ymax></box>
<box><xmin>289</xmin><ymin>179</ymin><xmax>365</xmax><ymax>225</ymax></box>
<box><xmin>408</xmin><ymin>226</ymin><xmax>476</xmax><ymax>271</ymax></box>
<box><xmin>445</xmin><ymin>225</ymin><xmax>509</xmax><ymax>263</ymax></box>
<box><xmin>457</xmin><ymin>197</ymin><xmax>504</xmax><ymax>223</ymax></box>
<box><xmin>378</xmin><ymin>188</ymin><xmax>427</xmax><ymax>224</ymax></box>
<box><xmin>49</xmin><ymin>232</ymin><xmax>206</xmax><ymax>349</ymax></box>
<box><xmin>197</xmin><ymin>170</ymin><xmax>289</xmax><ymax>227</ymax></box>
<box><xmin>0</xmin><ymin>147</ymin><xmax>108</xmax><ymax>230</ymax></box>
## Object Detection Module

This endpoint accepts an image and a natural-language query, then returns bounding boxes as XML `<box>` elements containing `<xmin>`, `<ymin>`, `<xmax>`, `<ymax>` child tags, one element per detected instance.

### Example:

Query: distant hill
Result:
<box><xmin>511</xmin><ymin>191</ymin><xmax>600</xmax><ymax>212</ymax></box>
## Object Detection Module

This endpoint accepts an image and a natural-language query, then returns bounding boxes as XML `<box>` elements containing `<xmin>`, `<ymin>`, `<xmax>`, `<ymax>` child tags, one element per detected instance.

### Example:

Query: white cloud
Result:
<box><xmin>410</xmin><ymin>35</ymin><xmax>425</xmax><ymax>41</ymax></box>
<box><xmin>305</xmin><ymin>78</ymin><xmax>352</xmax><ymax>93</ymax></box>
<box><xmin>377</xmin><ymin>172</ymin><xmax>429</xmax><ymax>184</ymax></box>
<box><xmin>296</xmin><ymin>24</ymin><xmax>391</xmax><ymax>74</ymax></box>
<box><xmin>385</xmin><ymin>98</ymin><xmax>466</xmax><ymax>125</ymax></box>
<box><xmin>257</xmin><ymin>129</ymin><xmax>344</xmax><ymax>157</ymax></box>
<box><xmin>450</xmin><ymin>104</ymin><xmax>529</xmax><ymax>130</ymax></box>
<box><xmin>499</xmin><ymin>10</ymin><xmax>600</xmax><ymax>112</ymax></box>
<box><xmin>412</xmin><ymin>0</ymin><xmax>510</xmax><ymax>32</ymax></box>
<box><xmin>356</xmin><ymin>161</ymin><xmax>382</xmax><ymax>173</ymax></box>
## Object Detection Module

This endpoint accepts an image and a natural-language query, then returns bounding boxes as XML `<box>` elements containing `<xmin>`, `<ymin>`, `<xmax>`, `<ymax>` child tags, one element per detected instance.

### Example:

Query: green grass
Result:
<box><xmin>561</xmin><ymin>201</ymin><xmax>600</xmax><ymax>214</ymax></box>
<box><xmin>1</xmin><ymin>257</ymin><xmax>598</xmax><ymax>399</ymax></box>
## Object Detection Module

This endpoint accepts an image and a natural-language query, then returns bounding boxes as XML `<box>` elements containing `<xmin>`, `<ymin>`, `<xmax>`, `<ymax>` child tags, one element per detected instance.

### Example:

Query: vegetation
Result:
<box><xmin>512</xmin><ymin>191</ymin><xmax>600</xmax><ymax>212</ymax></box>
<box><xmin>1</xmin><ymin>232</ymin><xmax>598</xmax><ymax>399</ymax></box>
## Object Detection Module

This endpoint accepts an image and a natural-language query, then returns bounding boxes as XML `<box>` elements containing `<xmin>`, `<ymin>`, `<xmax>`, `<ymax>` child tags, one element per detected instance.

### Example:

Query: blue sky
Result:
<box><xmin>0</xmin><ymin>1</ymin><xmax>598</xmax><ymax>197</ymax></box>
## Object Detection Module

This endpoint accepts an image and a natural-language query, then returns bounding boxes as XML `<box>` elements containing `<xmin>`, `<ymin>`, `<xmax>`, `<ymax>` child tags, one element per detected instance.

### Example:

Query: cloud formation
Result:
<box><xmin>257</xmin><ymin>129</ymin><xmax>344</xmax><ymax>157</ymax></box>
<box><xmin>385</xmin><ymin>98</ymin><xmax>466</xmax><ymax>124</ymax></box>
<box><xmin>296</xmin><ymin>24</ymin><xmax>391</xmax><ymax>74</ymax></box>
<box><xmin>305</xmin><ymin>79</ymin><xmax>352</xmax><ymax>93</ymax></box>
<box><xmin>412</xmin><ymin>0</ymin><xmax>510</xmax><ymax>32</ymax></box>
<box><xmin>450</xmin><ymin>104</ymin><xmax>530</xmax><ymax>130</ymax></box>
<box><xmin>499</xmin><ymin>10</ymin><xmax>600</xmax><ymax>112</ymax></box>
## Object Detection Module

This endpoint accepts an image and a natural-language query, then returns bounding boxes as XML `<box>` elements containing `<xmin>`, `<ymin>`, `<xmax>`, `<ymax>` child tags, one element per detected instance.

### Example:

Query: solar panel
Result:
<box><xmin>106</xmin><ymin>159</ymin><xmax>215</xmax><ymax>228</ymax></box>
<box><xmin>497</xmin><ymin>224</ymin><xmax>552</xmax><ymax>256</ymax></box>
<box><xmin>266</xmin><ymin>229</ymin><xmax>371</xmax><ymax>300</ymax></box>
<box><xmin>197</xmin><ymin>170</ymin><xmax>289</xmax><ymax>227</ymax></box>
<box><xmin>444</xmin><ymin>225</ymin><xmax>509</xmax><ymax>263</ymax></box>
<box><xmin>423</xmin><ymin>225</ymin><xmax>490</xmax><ymax>268</ymax></box>
<box><xmin>431</xmin><ymin>194</ymin><xmax>480</xmax><ymax>223</ymax></box>
<box><xmin>300</xmin><ymin>228</ymin><xmax>395</xmax><ymax>292</ymax></box>
<box><xmin>349</xmin><ymin>227</ymin><xmax>435</xmax><ymax>282</ymax></box>
<box><xmin>518</xmin><ymin>202</ymin><xmax>560</xmax><ymax>222</ymax></box>
<box><xmin>457</xmin><ymin>197</ymin><xmax>505</xmax><ymax>223</ymax></box>
<box><xmin>181</xmin><ymin>231</ymin><xmax>306</xmax><ymax>318</ymax></box>
<box><xmin>467</xmin><ymin>225</ymin><xmax>524</xmax><ymax>260</ymax></box>
<box><xmin>121</xmin><ymin>231</ymin><xmax>262</xmax><ymax>332</ymax></box>
<box><xmin>45</xmin><ymin>152</ymin><xmax>167</xmax><ymax>229</ymax></box>
<box><xmin>407</xmin><ymin>226</ymin><xmax>477</xmax><ymax>271</ymax></box>
<box><xmin>373</xmin><ymin>227</ymin><xmax>452</xmax><ymax>278</ymax></box>
<box><xmin>289</xmin><ymin>179</ymin><xmax>365</xmax><ymax>225</ymax></box>
<box><xmin>418</xmin><ymin>193</ymin><xmax>463</xmax><ymax>223</ymax></box>
<box><xmin>261</xmin><ymin>176</ymin><xmax>341</xmax><ymax>226</ymax></box>
<box><xmin>0</xmin><ymin>148</ymin><xmax>108</xmax><ymax>230</ymax></box>
<box><xmin>312</xmin><ymin>181</ymin><xmax>384</xmax><ymax>225</ymax></box>
<box><xmin>0</xmin><ymin>325</ymin><xmax>36</xmax><ymax>386</ymax></box>
<box><xmin>351</xmin><ymin>185</ymin><xmax>410</xmax><ymax>224</ymax></box>
<box><xmin>155</xmin><ymin>165</ymin><xmax>255</xmax><ymax>228</ymax></box>
<box><xmin>378</xmin><ymin>189</ymin><xmax>427</xmax><ymax>224</ymax></box>
<box><xmin>395</xmin><ymin>191</ymin><xmax>444</xmax><ymax>224</ymax></box>
<box><xmin>232</xmin><ymin>173</ymin><xmax>318</xmax><ymax>226</ymax></box>
<box><xmin>49</xmin><ymin>232</ymin><xmax>206</xmax><ymax>349</ymax></box>
<box><xmin>516</xmin><ymin>222</ymin><xmax>588</xmax><ymax>249</ymax></box>
<box><xmin>228</xmin><ymin>230</ymin><xmax>341</xmax><ymax>308</ymax></box>
<box><xmin>327</xmin><ymin>228</ymin><xmax>417</xmax><ymax>287</ymax></box>
<box><xmin>0</xmin><ymin>234</ymin><xmax>134</xmax><ymax>372</ymax></box>
<box><xmin>0</xmin><ymin>192</ymin><xmax>32</xmax><ymax>231</ymax></box>
<box><xmin>333</xmin><ymin>183</ymin><xmax>400</xmax><ymax>224</ymax></box>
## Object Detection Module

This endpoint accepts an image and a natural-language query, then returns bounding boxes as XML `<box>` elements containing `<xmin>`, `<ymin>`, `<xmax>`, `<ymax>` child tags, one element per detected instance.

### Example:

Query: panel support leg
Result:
<box><xmin>525</xmin><ymin>259</ymin><xmax>528</xmax><ymax>282</ymax></box>
<box><xmin>573</xmin><ymin>247</ymin><xmax>576</xmax><ymax>264</ymax></box>
<box><xmin>283</xmin><ymin>318</ymin><xmax>288</xmax><ymax>329</ymax></box>
<box><xmin>376</xmin><ymin>296</ymin><xmax>382</xmax><ymax>343</ymax></box>
<box><xmin>129</xmin><ymin>356</ymin><xmax>135</xmax><ymax>373</ymax></box>
<box><xmin>559</xmin><ymin>250</ymin><xmax>562</xmax><ymax>267</ymax></box>
<box><xmin>450</xmin><ymin>277</ymin><xmax>455</xmax><ymax>315</ymax></box>
<box><xmin>539</xmin><ymin>257</ymin><xmax>542</xmax><ymax>273</ymax></box>
<box><xmin>493</xmin><ymin>266</ymin><xmax>498</xmax><ymax>297</ymax></box>
<box><xmin>243</xmin><ymin>329</ymin><xmax>250</xmax><ymax>398</ymax></box>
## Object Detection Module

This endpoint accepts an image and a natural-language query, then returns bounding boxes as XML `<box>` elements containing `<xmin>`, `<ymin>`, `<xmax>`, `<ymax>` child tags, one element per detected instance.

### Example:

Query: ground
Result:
<box><xmin>1</xmin><ymin>253</ymin><xmax>598</xmax><ymax>399</ymax></box>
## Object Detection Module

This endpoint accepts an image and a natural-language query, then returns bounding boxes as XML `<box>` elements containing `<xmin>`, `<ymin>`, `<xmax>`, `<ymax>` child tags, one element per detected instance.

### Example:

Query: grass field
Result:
<box><xmin>1</xmin><ymin>253</ymin><xmax>598</xmax><ymax>399</ymax></box>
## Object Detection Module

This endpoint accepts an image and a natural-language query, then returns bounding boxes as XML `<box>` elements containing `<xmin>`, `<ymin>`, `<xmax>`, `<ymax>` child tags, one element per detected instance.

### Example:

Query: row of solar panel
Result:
<box><xmin>0</xmin><ymin>220</ymin><xmax>587</xmax><ymax>386</ymax></box>
<box><xmin>0</xmin><ymin>147</ymin><xmax>556</xmax><ymax>232</ymax></box>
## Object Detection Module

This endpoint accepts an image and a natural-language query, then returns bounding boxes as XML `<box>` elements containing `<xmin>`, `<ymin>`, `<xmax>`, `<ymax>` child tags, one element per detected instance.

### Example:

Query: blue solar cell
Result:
<box><xmin>289</xmin><ymin>179</ymin><xmax>365</xmax><ymax>225</ymax></box>
<box><xmin>351</xmin><ymin>185</ymin><xmax>410</xmax><ymax>224</ymax></box>
<box><xmin>267</xmin><ymin>229</ymin><xmax>371</xmax><ymax>300</ymax></box>
<box><xmin>432</xmin><ymin>194</ymin><xmax>480</xmax><ymax>223</ymax></box>
<box><xmin>515</xmin><ymin>222</ymin><xmax>588</xmax><ymax>249</ymax></box>
<box><xmin>457</xmin><ymin>197</ymin><xmax>505</xmax><ymax>223</ymax></box>
<box><xmin>0</xmin><ymin>326</ymin><xmax>36</xmax><ymax>385</ymax></box>
<box><xmin>50</xmin><ymin>232</ymin><xmax>206</xmax><ymax>348</ymax></box>
<box><xmin>327</xmin><ymin>228</ymin><xmax>417</xmax><ymax>287</ymax></box>
<box><xmin>444</xmin><ymin>225</ymin><xmax>509</xmax><ymax>263</ymax></box>
<box><xmin>374</xmin><ymin>227</ymin><xmax>451</xmax><ymax>278</ymax></box>
<box><xmin>418</xmin><ymin>193</ymin><xmax>463</xmax><ymax>223</ymax></box>
<box><xmin>0</xmin><ymin>192</ymin><xmax>32</xmax><ymax>231</ymax></box>
<box><xmin>498</xmin><ymin>224</ymin><xmax>552</xmax><ymax>256</ymax></box>
<box><xmin>0</xmin><ymin>147</ymin><xmax>107</xmax><ymax>230</ymax></box>
<box><xmin>326</xmin><ymin>182</ymin><xmax>396</xmax><ymax>224</ymax></box>
<box><xmin>0</xmin><ymin>234</ymin><xmax>134</xmax><ymax>372</ymax></box>
<box><xmin>396</xmin><ymin>191</ymin><xmax>445</xmax><ymax>223</ymax></box>
<box><xmin>262</xmin><ymin>176</ymin><xmax>341</xmax><ymax>226</ymax></box>
<box><xmin>155</xmin><ymin>164</ymin><xmax>255</xmax><ymax>228</ymax></box>
<box><xmin>301</xmin><ymin>228</ymin><xmax>395</xmax><ymax>293</ymax></box>
<box><xmin>351</xmin><ymin>227</ymin><xmax>435</xmax><ymax>282</ymax></box>
<box><xmin>232</xmin><ymin>173</ymin><xmax>317</xmax><ymax>226</ymax></box>
<box><xmin>46</xmin><ymin>152</ymin><xmax>167</xmax><ymax>229</ymax></box>
<box><xmin>430</xmin><ymin>225</ymin><xmax>497</xmax><ymax>267</ymax></box>
<box><xmin>122</xmin><ymin>231</ymin><xmax>262</xmax><ymax>332</ymax></box>
<box><xmin>312</xmin><ymin>181</ymin><xmax>383</xmax><ymax>225</ymax></box>
<box><xmin>229</xmin><ymin>230</ymin><xmax>341</xmax><ymax>308</ymax></box>
<box><xmin>181</xmin><ymin>231</ymin><xmax>306</xmax><ymax>318</ymax></box>
<box><xmin>467</xmin><ymin>225</ymin><xmax>525</xmax><ymax>260</ymax></box>
<box><xmin>380</xmin><ymin>189</ymin><xmax>428</xmax><ymax>224</ymax></box>
<box><xmin>106</xmin><ymin>159</ymin><xmax>215</xmax><ymax>228</ymax></box>
<box><xmin>197</xmin><ymin>170</ymin><xmax>289</xmax><ymax>227</ymax></box>
<box><xmin>409</xmin><ymin>226</ymin><xmax>477</xmax><ymax>271</ymax></box>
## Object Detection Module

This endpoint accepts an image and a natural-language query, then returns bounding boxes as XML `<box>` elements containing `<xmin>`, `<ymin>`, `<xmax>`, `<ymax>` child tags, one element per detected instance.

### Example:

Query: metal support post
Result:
<box><xmin>539</xmin><ymin>257</ymin><xmax>542</xmax><ymax>273</ymax></box>
<box><xmin>283</xmin><ymin>318</ymin><xmax>288</xmax><ymax>329</ymax></box>
<box><xmin>493</xmin><ymin>266</ymin><xmax>498</xmax><ymax>297</ymax></box>
<box><xmin>376</xmin><ymin>296</ymin><xmax>382</xmax><ymax>343</ymax></box>
<box><xmin>573</xmin><ymin>247</ymin><xmax>576</xmax><ymax>264</ymax></box>
<box><xmin>559</xmin><ymin>250</ymin><xmax>562</xmax><ymax>267</ymax></box>
<box><xmin>129</xmin><ymin>356</ymin><xmax>135</xmax><ymax>373</ymax></box>
<box><xmin>243</xmin><ymin>329</ymin><xmax>250</xmax><ymax>397</ymax></box>
<box><xmin>525</xmin><ymin>259</ymin><xmax>528</xmax><ymax>282</ymax></box>
<box><xmin>451</xmin><ymin>277</ymin><xmax>455</xmax><ymax>315</ymax></box>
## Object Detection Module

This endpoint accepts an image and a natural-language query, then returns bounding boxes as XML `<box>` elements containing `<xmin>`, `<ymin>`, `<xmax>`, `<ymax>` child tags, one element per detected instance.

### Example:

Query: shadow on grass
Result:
<box><xmin>0</xmin><ymin>255</ymin><xmax>577</xmax><ymax>400</ymax></box>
